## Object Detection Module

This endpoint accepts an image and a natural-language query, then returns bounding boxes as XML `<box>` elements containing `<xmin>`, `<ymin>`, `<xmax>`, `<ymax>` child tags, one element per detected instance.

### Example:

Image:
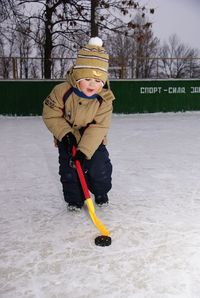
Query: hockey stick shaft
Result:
<box><xmin>72</xmin><ymin>146</ymin><xmax>110</xmax><ymax>236</ymax></box>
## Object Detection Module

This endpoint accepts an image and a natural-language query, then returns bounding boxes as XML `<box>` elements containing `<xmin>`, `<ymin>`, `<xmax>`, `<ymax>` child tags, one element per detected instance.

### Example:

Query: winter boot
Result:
<box><xmin>67</xmin><ymin>202</ymin><xmax>82</xmax><ymax>212</ymax></box>
<box><xmin>95</xmin><ymin>194</ymin><xmax>109</xmax><ymax>206</ymax></box>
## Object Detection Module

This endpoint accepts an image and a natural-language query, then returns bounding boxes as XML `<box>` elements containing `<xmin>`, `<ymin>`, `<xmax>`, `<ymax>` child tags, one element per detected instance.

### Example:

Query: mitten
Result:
<box><xmin>72</xmin><ymin>150</ymin><xmax>86</xmax><ymax>167</ymax></box>
<box><xmin>61</xmin><ymin>132</ymin><xmax>77</xmax><ymax>154</ymax></box>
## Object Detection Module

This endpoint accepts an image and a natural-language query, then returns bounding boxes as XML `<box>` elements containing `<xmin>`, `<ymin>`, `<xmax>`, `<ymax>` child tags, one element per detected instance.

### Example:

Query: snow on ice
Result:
<box><xmin>1</xmin><ymin>112</ymin><xmax>200</xmax><ymax>298</ymax></box>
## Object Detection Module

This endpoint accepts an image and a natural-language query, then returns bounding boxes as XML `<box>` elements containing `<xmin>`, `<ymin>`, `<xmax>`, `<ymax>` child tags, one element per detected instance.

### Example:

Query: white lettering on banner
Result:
<box><xmin>168</xmin><ymin>87</ymin><xmax>186</xmax><ymax>94</ymax></box>
<box><xmin>140</xmin><ymin>87</ymin><xmax>162</xmax><ymax>94</ymax></box>
<box><xmin>139</xmin><ymin>86</ymin><xmax>192</xmax><ymax>94</ymax></box>
<box><xmin>191</xmin><ymin>87</ymin><xmax>200</xmax><ymax>93</ymax></box>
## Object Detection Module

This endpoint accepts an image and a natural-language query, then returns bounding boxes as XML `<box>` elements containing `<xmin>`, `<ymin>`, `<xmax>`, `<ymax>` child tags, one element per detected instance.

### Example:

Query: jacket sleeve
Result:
<box><xmin>42</xmin><ymin>84</ymin><xmax>72</xmax><ymax>141</ymax></box>
<box><xmin>77</xmin><ymin>90</ymin><xmax>115</xmax><ymax>159</ymax></box>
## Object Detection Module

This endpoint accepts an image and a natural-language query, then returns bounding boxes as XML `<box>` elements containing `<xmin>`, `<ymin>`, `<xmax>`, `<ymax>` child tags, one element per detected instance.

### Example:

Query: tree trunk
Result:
<box><xmin>91</xmin><ymin>0</ymin><xmax>98</xmax><ymax>37</ymax></box>
<box><xmin>44</xmin><ymin>0</ymin><xmax>53</xmax><ymax>79</ymax></box>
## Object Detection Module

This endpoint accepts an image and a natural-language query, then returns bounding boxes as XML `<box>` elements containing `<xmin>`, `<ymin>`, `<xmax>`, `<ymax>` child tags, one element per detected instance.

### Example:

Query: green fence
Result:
<box><xmin>1</xmin><ymin>79</ymin><xmax>200</xmax><ymax>115</ymax></box>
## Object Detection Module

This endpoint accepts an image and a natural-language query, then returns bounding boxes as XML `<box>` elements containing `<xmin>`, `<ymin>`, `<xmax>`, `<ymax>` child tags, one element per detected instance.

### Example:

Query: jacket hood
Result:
<box><xmin>66</xmin><ymin>67</ymin><xmax>77</xmax><ymax>87</ymax></box>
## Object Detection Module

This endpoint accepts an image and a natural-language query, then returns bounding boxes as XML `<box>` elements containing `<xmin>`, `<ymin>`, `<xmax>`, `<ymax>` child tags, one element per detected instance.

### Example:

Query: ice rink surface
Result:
<box><xmin>1</xmin><ymin>112</ymin><xmax>200</xmax><ymax>298</ymax></box>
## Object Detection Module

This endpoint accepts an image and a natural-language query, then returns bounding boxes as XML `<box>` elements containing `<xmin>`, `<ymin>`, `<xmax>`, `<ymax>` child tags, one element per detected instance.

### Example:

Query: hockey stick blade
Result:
<box><xmin>86</xmin><ymin>198</ymin><xmax>110</xmax><ymax>236</ymax></box>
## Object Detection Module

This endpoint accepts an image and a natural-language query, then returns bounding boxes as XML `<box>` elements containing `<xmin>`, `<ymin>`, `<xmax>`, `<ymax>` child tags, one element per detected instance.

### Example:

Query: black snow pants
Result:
<box><xmin>58</xmin><ymin>142</ymin><xmax>112</xmax><ymax>207</ymax></box>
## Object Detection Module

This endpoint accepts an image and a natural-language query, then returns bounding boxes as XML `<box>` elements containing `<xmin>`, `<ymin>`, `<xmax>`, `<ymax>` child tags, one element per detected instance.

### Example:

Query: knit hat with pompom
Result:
<box><xmin>73</xmin><ymin>37</ymin><xmax>109</xmax><ymax>84</ymax></box>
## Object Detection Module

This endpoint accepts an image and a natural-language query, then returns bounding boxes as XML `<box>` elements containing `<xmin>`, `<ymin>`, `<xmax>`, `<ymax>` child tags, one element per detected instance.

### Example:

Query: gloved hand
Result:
<box><xmin>71</xmin><ymin>150</ymin><xmax>86</xmax><ymax>167</ymax></box>
<box><xmin>61</xmin><ymin>132</ymin><xmax>77</xmax><ymax>154</ymax></box>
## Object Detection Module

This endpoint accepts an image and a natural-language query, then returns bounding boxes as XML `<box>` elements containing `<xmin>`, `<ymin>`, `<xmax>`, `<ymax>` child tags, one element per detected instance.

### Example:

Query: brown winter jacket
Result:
<box><xmin>42</xmin><ymin>70</ymin><xmax>115</xmax><ymax>159</ymax></box>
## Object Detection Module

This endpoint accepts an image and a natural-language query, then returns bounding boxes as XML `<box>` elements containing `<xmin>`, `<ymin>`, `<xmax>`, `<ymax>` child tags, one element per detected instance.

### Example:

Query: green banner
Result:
<box><xmin>0</xmin><ymin>79</ymin><xmax>200</xmax><ymax>115</ymax></box>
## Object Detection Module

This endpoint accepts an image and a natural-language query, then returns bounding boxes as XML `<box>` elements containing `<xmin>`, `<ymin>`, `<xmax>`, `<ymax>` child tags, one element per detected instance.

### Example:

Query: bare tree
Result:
<box><xmin>106</xmin><ymin>14</ymin><xmax>159</xmax><ymax>79</ymax></box>
<box><xmin>11</xmin><ymin>0</ymin><xmax>154</xmax><ymax>78</ymax></box>
<box><xmin>14</xmin><ymin>24</ymin><xmax>33</xmax><ymax>78</ymax></box>
<box><xmin>159</xmin><ymin>34</ymin><xmax>200</xmax><ymax>78</ymax></box>
<box><xmin>0</xmin><ymin>0</ymin><xmax>16</xmax><ymax>22</ymax></box>
<box><xmin>106</xmin><ymin>33</ymin><xmax>133</xmax><ymax>78</ymax></box>
<box><xmin>0</xmin><ymin>31</ymin><xmax>17</xmax><ymax>78</ymax></box>
<box><xmin>0</xmin><ymin>0</ymin><xmax>25</xmax><ymax>78</ymax></box>
<box><xmin>14</xmin><ymin>1</ymin><xmax>84</xmax><ymax>78</ymax></box>
<box><xmin>51</xmin><ymin>36</ymin><xmax>75</xmax><ymax>78</ymax></box>
<box><xmin>92</xmin><ymin>0</ymin><xmax>154</xmax><ymax>36</ymax></box>
<box><xmin>130</xmin><ymin>14</ymin><xmax>159</xmax><ymax>78</ymax></box>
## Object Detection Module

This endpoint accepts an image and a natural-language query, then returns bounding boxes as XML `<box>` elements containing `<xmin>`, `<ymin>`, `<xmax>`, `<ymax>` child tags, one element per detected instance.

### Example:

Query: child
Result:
<box><xmin>42</xmin><ymin>37</ymin><xmax>115</xmax><ymax>211</ymax></box>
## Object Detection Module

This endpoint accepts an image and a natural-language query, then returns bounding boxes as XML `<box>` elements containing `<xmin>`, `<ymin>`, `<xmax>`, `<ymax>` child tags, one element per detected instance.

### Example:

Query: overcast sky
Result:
<box><xmin>147</xmin><ymin>0</ymin><xmax>200</xmax><ymax>50</ymax></box>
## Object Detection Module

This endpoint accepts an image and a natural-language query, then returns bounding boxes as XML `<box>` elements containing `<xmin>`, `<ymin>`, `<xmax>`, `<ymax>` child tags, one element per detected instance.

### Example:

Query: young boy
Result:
<box><xmin>42</xmin><ymin>37</ymin><xmax>115</xmax><ymax>211</ymax></box>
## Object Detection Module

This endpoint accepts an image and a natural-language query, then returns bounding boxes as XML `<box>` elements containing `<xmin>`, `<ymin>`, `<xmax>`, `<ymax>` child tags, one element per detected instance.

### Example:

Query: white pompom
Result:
<box><xmin>88</xmin><ymin>37</ymin><xmax>103</xmax><ymax>47</ymax></box>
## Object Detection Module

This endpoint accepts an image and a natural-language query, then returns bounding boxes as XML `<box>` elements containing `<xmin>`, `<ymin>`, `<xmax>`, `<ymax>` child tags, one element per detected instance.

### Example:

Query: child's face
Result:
<box><xmin>78</xmin><ymin>78</ymin><xmax>103</xmax><ymax>96</ymax></box>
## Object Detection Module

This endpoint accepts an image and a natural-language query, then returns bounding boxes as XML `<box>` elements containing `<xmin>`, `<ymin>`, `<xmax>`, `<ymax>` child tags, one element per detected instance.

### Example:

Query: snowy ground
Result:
<box><xmin>1</xmin><ymin>112</ymin><xmax>200</xmax><ymax>298</ymax></box>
